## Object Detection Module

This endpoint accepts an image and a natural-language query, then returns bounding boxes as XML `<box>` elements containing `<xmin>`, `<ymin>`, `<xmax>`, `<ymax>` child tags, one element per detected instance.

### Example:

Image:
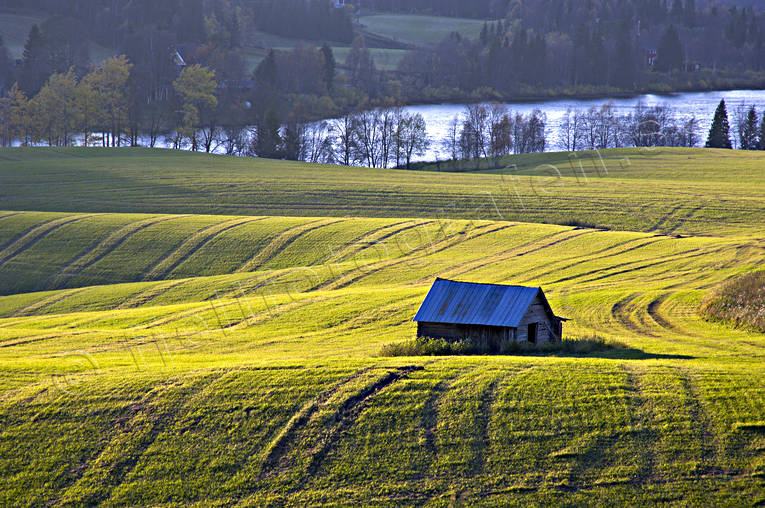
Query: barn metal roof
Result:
<box><xmin>413</xmin><ymin>278</ymin><xmax>546</xmax><ymax>328</ymax></box>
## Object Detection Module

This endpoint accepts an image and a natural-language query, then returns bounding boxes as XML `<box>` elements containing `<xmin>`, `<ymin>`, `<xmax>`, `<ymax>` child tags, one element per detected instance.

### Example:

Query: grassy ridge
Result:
<box><xmin>701</xmin><ymin>271</ymin><xmax>765</xmax><ymax>332</ymax></box>
<box><xmin>1</xmin><ymin>147</ymin><xmax>764</xmax><ymax>236</ymax></box>
<box><xmin>0</xmin><ymin>148</ymin><xmax>763</xmax><ymax>504</ymax></box>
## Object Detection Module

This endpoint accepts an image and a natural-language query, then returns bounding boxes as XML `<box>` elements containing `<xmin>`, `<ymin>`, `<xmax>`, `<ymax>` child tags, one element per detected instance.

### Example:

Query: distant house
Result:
<box><xmin>171</xmin><ymin>46</ymin><xmax>188</xmax><ymax>73</ymax></box>
<box><xmin>646</xmin><ymin>48</ymin><xmax>657</xmax><ymax>68</ymax></box>
<box><xmin>413</xmin><ymin>279</ymin><xmax>566</xmax><ymax>346</ymax></box>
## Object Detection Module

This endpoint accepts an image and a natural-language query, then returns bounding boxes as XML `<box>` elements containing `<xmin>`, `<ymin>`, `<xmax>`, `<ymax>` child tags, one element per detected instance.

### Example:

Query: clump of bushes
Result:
<box><xmin>562</xmin><ymin>218</ymin><xmax>599</xmax><ymax>229</ymax></box>
<box><xmin>380</xmin><ymin>334</ymin><xmax>626</xmax><ymax>357</ymax></box>
<box><xmin>700</xmin><ymin>271</ymin><xmax>765</xmax><ymax>332</ymax></box>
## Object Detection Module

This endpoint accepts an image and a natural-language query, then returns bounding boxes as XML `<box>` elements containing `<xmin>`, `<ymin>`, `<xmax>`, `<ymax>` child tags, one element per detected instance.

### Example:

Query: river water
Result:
<box><xmin>14</xmin><ymin>89</ymin><xmax>765</xmax><ymax>160</ymax></box>
<box><xmin>401</xmin><ymin>89</ymin><xmax>765</xmax><ymax>161</ymax></box>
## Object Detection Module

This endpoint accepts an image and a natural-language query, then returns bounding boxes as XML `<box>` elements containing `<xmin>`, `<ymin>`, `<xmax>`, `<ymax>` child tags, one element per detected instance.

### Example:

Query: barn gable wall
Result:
<box><xmin>517</xmin><ymin>294</ymin><xmax>559</xmax><ymax>343</ymax></box>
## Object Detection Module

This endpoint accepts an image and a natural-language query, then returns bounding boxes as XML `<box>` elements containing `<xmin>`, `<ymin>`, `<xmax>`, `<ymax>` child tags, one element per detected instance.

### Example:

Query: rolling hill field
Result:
<box><xmin>0</xmin><ymin>147</ymin><xmax>763</xmax><ymax>505</ymax></box>
<box><xmin>0</xmin><ymin>12</ymin><xmax>43</xmax><ymax>58</ymax></box>
<box><xmin>357</xmin><ymin>14</ymin><xmax>492</xmax><ymax>46</ymax></box>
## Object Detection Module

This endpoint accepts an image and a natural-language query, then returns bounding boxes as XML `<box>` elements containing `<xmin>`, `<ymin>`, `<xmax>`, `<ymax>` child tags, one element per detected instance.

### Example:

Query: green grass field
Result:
<box><xmin>358</xmin><ymin>14</ymin><xmax>492</xmax><ymax>46</ymax></box>
<box><xmin>241</xmin><ymin>33</ymin><xmax>408</xmax><ymax>73</ymax></box>
<box><xmin>0</xmin><ymin>147</ymin><xmax>763</xmax><ymax>505</ymax></box>
<box><xmin>1</xmin><ymin>147</ymin><xmax>764</xmax><ymax>237</ymax></box>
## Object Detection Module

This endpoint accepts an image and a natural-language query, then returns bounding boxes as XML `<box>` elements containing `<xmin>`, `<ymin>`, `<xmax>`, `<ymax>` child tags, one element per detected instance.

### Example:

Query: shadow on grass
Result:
<box><xmin>379</xmin><ymin>335</ymin><xmax>695</xmax><ymax>361</ymax></box>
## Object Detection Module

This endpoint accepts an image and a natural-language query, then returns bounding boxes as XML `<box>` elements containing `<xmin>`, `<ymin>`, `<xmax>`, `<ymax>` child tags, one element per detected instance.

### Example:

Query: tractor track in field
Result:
<box><xmin>470</xmin><ymin>377</ymin><xmax>501</xmax><ymax>477</ymax></box>
<box><xmin>566</xmin><ymin>246</ymin><xmax>721</xmax><ymax>285</ymax></box>
<box><xmin>209</xmin><ymin>272</ymin><xmax>277</xmax><ymax>301</ymax></box>
<box><xmin>649</xmin><ymin>204</ymin><xmax>684</xmax><ymax>234</ymax></box>
<box><xmin>0</xmin><ymin>216</ymin><xmax>62</xmax><ymax>252</ymax></box>
<box><xmin>584</xmin><ymin>246</ymin><xmax>732</xmax><ymax>285</ymax></box>
<box><xmin>421</xmin><ymin>372</ymin><xmax>466</xmax><ymax>460</ymax></box>
<box><xmin>10</xmin><ymin>287</ymin><xmax>91</xmax><ymax>317</ymax></box>
<box><xmin>143</xmin><ymin>216</ymin><xmax>265</xmax><ymax>281</ymax></box>
<box><xmin>257</xmin><ymin>365</ymin><xmax>423</xmax><ymax>482</ymax></box>
<box><xmin>317</xmin><ymin>222</ymin><xmax>514</xmax><ymax>292</ymax></box>
<box><xmin>620</xmin><ymin>365</ymin><xmax>660</xmax><ymax>486</ymax></box>
<box><xmin>301</xmin><ymin>365</ymin><xmax>425</xmax><ymax>479</ymax></box>
<box><xmin>45</xmin><ymin>215</ymin><xmax>185</xmax><ymax>291</ymax></box>
<box><xmin>677</xmin><ymin>368</ymin><xmax>722</xmax><ymax>477</ymax></box>
<box><xmin>624</xmin><ymin>366</ymin><xmax>736</xmax><ymax>487</ymax></box>
<box><xmin>611</xmin><ymin>293</ymin><xmax>657</xmax><ymax>337</ymax></box>
<box><xmin>323</xmin><ymin>220</ymin><xmax>424</xmax><ymax>264</ymax></box>
<box><xmin>246</xmin><ymin>367</ymin><xmax>379</xmax><ymax>478</ymax></box>
<box><xmin>549</xmin><ymin>244</ymin><xmax>706</xmax><ymax>285</ymax></box>
<box><xmin>143</xmin><ymin>279</ymin><xmax>417</xmax><ymax>334</ymax></box>
<box><xmin>666</xmin><ymin>205</ymin><xmax>705</xmax><ymax>236</ymax></box>
<box><xmin>117</xmin><ymin>280</ymin><xmax>187</xmax><ymax>310</ymax></box>
<box><xmin>526</xmin><ymin>237</ymin><xmax>665</xmax><ymax>283</ymax></box>
<box><xmin>645</xmin><ymin>292</ymin><xmax>697</xmax><ymax>338</ymax></box>
<box><xmin>140</xmin><ymin>288</ymin><xmax>338</xmax><ymax>331</ymax></box>
<box><xmin>0</xmin><ymin>330</ymin><xmax>91</xmax><ymax>348</ymax></box>
<box><xmin>0</xmin><ymin>214</ymin><xmax>96</xmax><ymax>272</ymax></box>
<box><xmin>58</xmin><ymin>371</ymin><xmax>226</xmax><ymax>506</ymax></box>
<box><xmin>237</xmin><ymin>218</ymin><xmax>343</xmax><ymax>273</ymax></box>
<box><xmin>424</xmin><ymin>228</ymin><xmax>590</xmax><ymax>284</ymax></box>
<box><xmin>214</xmin><ymin>221</ymin><xmax>443</xmax><ymax>301</ymax></box>
<box><xmin>559</xmin><ymin>431</ymin><xmax>619</xmax><ymax>490</ymax></box>
<box><xmin>0</xmin><ymin>212</ymin><xmax>21</xmax><ymax>222</ymax></box>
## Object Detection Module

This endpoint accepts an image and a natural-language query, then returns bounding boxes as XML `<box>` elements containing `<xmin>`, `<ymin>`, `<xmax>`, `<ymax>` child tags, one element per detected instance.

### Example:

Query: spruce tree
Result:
<box><xmin>684</xmin><ymin>0</ymin><xmax>697</xmax><ymax>27</ymax></box>
<box><xmin>671</xmin><ymin>0</ymin><xmax>684</xmax><ymax>20</ymax></box>
<box><xmin>19</xmin><ymin>25</ymin><xmax>49</xmax><ymax>94</ymax></box>
<box><xmin>480</xmin><ymin>22</ymin><xmax>489</xmax><ymax>46</ymax></box>
<box><xmin>705</xmin><ymin>99</ymin><xmax>732</xmax><ymax>149</ymax></box>
<box><xmin>612</xmin><ymin>24</ymin><xmax>636</xmax><ymax>88</ymax></box>
<box><xmin>255</xmin><ymin>50</ymin><xmax>278</xmax><ymax>88</ymax></box>
<box><xmin>283</xmin><ymin>121</ymin><xmax>303</xmax><ymax>161</ymax></box>
<box><xmin>0</xmin><ymin>35</ymin><xmax>10</xmax><ymax>90</ymax></box>
<box><xmin>758</xmin><ymin>112</ymin><xmax>765</xmax><ymax>150</ymax></box>
<box><xmin>320</xmin><ymin>44</ymin><xmax>336</xmax><ymax>93</ymax></box>
<box><xmin>740</xmin><ymin>106</ymin><xmax>759</xmax><ymax>150</ymax></box>
<box><xmin>256</xmin><ymin>109</ymin><xmax>282</xmax><ymax>159</ymax></box>
<box><xmin>655</xmin><ymin>24</ymin><xmax>684</xmax><ymax>72</ymax></box>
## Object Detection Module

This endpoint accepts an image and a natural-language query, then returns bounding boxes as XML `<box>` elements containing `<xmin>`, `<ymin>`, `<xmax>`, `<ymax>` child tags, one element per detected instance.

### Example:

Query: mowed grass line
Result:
<box><xmin>0</xmin><ymin>214</ymin><xmax>95</xmax><ymax>270</ymax></box>
<box><xmin>143</xmin><ymin>216</ymin><xmax>265</xmax><ymax>281</ymax></box>
<box><xmin>46</xmin><ymin>215</ymin><xmax>182</xmax><ymax>290</ymax></box>
<box><xmin>236</xmin><ymin>218</ymin><xmax>343</xmax><ymax>273</ymax></box>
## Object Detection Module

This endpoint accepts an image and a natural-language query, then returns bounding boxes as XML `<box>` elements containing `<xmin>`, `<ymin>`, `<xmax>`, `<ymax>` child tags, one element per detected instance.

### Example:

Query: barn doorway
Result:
<box><xmin>528</xmin><ymin>323</ymin><xmax>538</xmax><ymax>344</ymax></box>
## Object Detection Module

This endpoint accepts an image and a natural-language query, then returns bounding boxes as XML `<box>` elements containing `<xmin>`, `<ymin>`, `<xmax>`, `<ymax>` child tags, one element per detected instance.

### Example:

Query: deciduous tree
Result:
<box><xmin>395</xmin><ymin>112</ymin><xmax>429</xmax><ymax>169</ymax></box>
<box><xmin>83</xmin><ymin>56</ymin><xmax>133</xmax><ymax>146</ymax></box>
<box><xmin>29</xmin><ymin>69</ymin><xmax>79</xmax><ymax>146</ymax></box>
<box><xmin>173</xmin><ymin>64</ymin><xmax>218</xmax><ymax>151</ymax></box>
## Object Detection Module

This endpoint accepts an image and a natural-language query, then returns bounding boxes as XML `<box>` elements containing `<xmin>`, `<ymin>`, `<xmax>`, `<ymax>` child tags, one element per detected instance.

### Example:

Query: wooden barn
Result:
<box><xmin>413</xmin><ymin>279</ymin><xmax>566</xmax><ymax>347</ymax></box>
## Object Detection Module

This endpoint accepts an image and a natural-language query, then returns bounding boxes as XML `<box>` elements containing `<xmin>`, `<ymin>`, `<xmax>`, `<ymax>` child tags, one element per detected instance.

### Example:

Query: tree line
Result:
<box><xmin>0</xmin><ymin>57</ymin><xmax>222</xmax><ymax>150</ymax></box>
<box><xmin>555</xmin><ymin>103</ymin><xmax>700</xmax><ymax>151</ymax></box>
<box><xmin>442</xmin><ymin>105</ymin><xmax>547</xmax><ymax>167</ymax></box>
<box><xmin>241</xmin><ymin>106</ymin><xmax>430</xmax><ymax>169</ymax></box>
<box><xmin>707</xmin><ymin>99</ymin><xmax>765</xmax><ymax>150</ymax></box>
<box><xmin>2</xmin><ymin>0</ymin><xmax>765</xmax><ymax>142</ymax></box>
<box><xmin>1</xmin><ymin>51</ymin><xmax>763</xmax><ymax>166</ymax></box>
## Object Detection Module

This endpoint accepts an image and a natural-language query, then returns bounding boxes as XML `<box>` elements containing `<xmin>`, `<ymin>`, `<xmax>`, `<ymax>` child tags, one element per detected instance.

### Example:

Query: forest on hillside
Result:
<box><xmin>1</xmin><ymin>0</ymin><xmax>765</xmax><ymax>158</ymax></box>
